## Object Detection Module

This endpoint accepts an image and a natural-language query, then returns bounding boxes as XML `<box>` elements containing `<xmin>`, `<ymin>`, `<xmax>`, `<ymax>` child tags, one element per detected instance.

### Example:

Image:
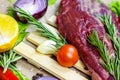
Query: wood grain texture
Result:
<box><xmin>14</xmin><ymin>42</ymin><xmax>88</xmax><ymax>80</ymax></box>
<box><xmin>3</xmin><ymin>0</ymin><xmax>111</xmax><ymax>79</ymax></box>
<box><xmin>47</xmin><ymin>15</ymin><xmax>57</xmax><ymax>27</ymax></box>
<box><xmin>27</xmin><ymin>25</ymin><xmax>90</xmax><ymax>75</ymax></box>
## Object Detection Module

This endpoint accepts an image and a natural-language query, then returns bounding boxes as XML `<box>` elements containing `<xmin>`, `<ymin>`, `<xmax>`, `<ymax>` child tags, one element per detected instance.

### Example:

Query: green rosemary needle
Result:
<box><xmin>88</xmin><ymin>30</ymin><xmax>114</xmax><ymax>76</ymax></box>
<box><xmin>9</xmin><ymin>7</ymin><xmax>66</xmax><ymax>50</ymax></box>
<box><xmin>99</xmin><ymin>14</ymin><xmax>120</xmax><ymax>80</ymax></box>
<box><xmin>88</xmin><ymin>14</ymin><xmax>120</xmax><ymax>80</ymax></box>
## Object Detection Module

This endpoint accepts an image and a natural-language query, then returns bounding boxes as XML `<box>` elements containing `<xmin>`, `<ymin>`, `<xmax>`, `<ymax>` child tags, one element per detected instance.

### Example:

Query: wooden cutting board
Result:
<box><xmin>14</xmin><ymin>0</ymin><xmax>112</xmax><ymax>79</ymax></box>
<box><xmin>0</xmin><ymin>0</ymin><xmax>112</xmax><ymax>80</ymax></box>
<box><xmin>13</xmin><ymin>0</ymin><xmax>90</xmax><ymax>79</ymax></box>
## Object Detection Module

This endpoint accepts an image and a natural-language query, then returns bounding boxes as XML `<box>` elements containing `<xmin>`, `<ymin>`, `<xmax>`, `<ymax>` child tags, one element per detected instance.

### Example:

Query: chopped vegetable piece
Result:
<box><xmin>0</xmin><ymin>15</ymin><xmax>28</xmax><ymax>73</ymax></box>
<box><xmin>0</xmin><ymin>14</ymin><xmax>18</xmax><ymax>53</ymax></box>
<box><xmin>0</xmin><ymin>9</ymin><xmax>29</xmax><ymax>80</ymax></box>
<box><xmin>37</xmin><ymin>40</ymin><xmax>57</xmax><ymax>54</ymax></box>
<box><xmin>0</xmin><ymin>66</ymin><xmax>18</xmax><ymax>80</ymax></box>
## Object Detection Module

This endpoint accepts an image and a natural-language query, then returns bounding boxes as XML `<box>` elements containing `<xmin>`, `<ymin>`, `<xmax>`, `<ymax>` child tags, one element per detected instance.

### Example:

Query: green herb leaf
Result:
<box><xmin>7</xmin><ymin>8</ymin><xmax>16</xmax><ymax>17</ymax></box>
<box><xmin>15</xmin><ymin>21</ymin><xmax>28</xmax><ymax>45</ymax></box>
<box><xmin>9</xmin><ymin>7</ymin><xmax>66</xmax><ymax>50</ymax></box>
<box><xmin>7</xmin><ymin>9</ymin><xmax>29</xmax><ymax>80</ymax></box>
<box><xmin>88</xmin><ymin>14</ymin><xmax>120</xmax><ymax>80</ymax></box>
<box><xmin>109</xmin><ymin>0</ymin><xmax>120</xmax><ymax>16</ymax></box>
<box><xmin>88</xmin><ymin>30</ymin><xmax>114</xmax><ymax>75</ymax></box>
<box><xmin>48</xmin><ymin>0</ymin><xmax>57</xmax><ymax>6</ymax></box>
<box><xmin>0</xmin><ymin>50</ymin><xmax>22</xmax><ymax>73</ymax></box>
<box><xmin>6</xmin><ymin>7</ymin><xmax>66</xmax><ymax>80</ymax></box>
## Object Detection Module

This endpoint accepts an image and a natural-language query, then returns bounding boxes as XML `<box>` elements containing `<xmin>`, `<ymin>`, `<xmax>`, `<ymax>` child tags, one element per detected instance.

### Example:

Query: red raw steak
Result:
<box><xmin>56</xmin><ymin>0</ymin><xmax>118</xmax><ymax>80</ymax></box>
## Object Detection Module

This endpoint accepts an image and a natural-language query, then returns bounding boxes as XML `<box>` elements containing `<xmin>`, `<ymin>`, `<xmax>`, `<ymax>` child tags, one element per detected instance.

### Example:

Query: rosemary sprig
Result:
<box><xmin>88</xmin><ymin>14</ymin><xmax>120</xmax><ymax>80</ymax></box>
<box><xmin>9</xmin><ymin>7</ymin><xmax>66</xmax><ymax>49</ymax></box>
<box><xmin>88</xmin><ymin>31</ymin><xmax>114</xmax><ymax>75</ymax></box>
<box><xmin>99</xmin><ymin>14</ymin><xmax>120</xmax><ymax>80</ymax></box>
<box><xmin>109</xmin><ymin>0</ymin><xmax>120</xmax><ymax>16</ymax></box>
<box><xmin>0</xmin><ymin>50</ymin><xmax>22</xmax><ymax>73</ymax></box>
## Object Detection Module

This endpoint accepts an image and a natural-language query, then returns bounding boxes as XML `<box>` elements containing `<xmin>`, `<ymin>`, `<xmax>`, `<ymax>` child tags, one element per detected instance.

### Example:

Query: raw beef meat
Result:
<box><xmin>56</xmin><ymin>0</ymin><xmax>118</xmax><ymax>80</ymax></box>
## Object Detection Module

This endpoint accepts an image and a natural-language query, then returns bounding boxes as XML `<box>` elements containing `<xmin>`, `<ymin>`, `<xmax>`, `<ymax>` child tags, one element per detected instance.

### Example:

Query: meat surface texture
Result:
<box><xmin>56</xmin><ymin>0</ymin><xmax>117</xmax><ymax>80</ymax></box>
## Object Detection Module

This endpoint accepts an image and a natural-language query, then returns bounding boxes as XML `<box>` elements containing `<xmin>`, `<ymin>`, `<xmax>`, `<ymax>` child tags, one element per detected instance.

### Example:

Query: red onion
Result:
<box><xmin>14</xmin><ymin>0</ymin><xmax>48</xmax><ymax>22</ymax></box>
<box><xmin>35</xmin><ymin>76</ymin><xmax>58</xmax><ymax>80</ymax></box>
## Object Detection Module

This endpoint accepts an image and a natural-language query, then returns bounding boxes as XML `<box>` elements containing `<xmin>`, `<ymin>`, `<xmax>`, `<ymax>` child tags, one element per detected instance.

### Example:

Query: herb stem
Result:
<box><xmin>88</xmin><ymin>14</ymin><xmax>120</xmax><ymax>80</ymax></box>
<box><xmin>88</xmin><ymin>31</ymin><xmax>114</xmax><ymax>75</ymax></box>
<box><xmin>9</xmin><ymin>7</ymin><xmax>66</xmax><ymax>50</ymax></box>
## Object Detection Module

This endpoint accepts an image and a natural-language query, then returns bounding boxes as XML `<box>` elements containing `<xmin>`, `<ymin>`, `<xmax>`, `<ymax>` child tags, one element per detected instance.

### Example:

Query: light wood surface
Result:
<box><xmin>1</xmin><ymin>0</ymin><xmax>112</xmax><ymax>80</ymax></box>
<box><xmin>14</xmin><ymin>42</ymin><xmax>88</xmax><ymax>80</ymax></box>
<box><xmin>27</xmin><ymin>31</ymin><xmax>90</xmax><ymax>76</ymax></box>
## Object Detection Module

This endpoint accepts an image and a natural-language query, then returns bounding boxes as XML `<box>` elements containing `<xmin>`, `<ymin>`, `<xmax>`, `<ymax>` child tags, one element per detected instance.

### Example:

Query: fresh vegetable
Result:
<box><xmin>0</xmin><ymin>49</ymin><xmax>22</xmax><ymax>73</ymax></box>
<box><xmin>0</xmin><ymin>15</ymin><xmax>28</xmax><ymax>72</ymax></box>
<box><xmin>36</xmin><ymin>22</ymin><xmax>60</xmax><ymax>54</ymax></box>
<box><xmin>88</xmin><ymin>14</ymin><xmax>120</xmax><ymax>80</ymax></box>
<box><xmin>0</xmin><ymin>66</ymin><xmax>18</xmax><ymax>80</ymax></box>
<box><xmin>32</xmin><ymin>73</ymin><xmax>58</xmax><ymax>80</ymax></box>
<box><xmin>9</xmin><ymin>8</ymin><xmax>79</xmax><ymax>67</ymax></box>
<box><xmin>37</xmin><ymin>40</ymin><xmax>57</xmax><ymax>54</ymax></box>
<box><xmin>0</xmin><ymin>10</ymin><xmax>29</xmax><ymax>79</ymax></box>
<box><xmin>35</xmin><ymin>76</ymin><xmax>58</xmax><ymax>80</ymax></box>
<box><xmin>57</xmin><ymin>44</ymin><xmax>79</xmax><ymax>67</ymax></box>
<box><xmin>109</xmin><ymin>0</ymin><xmax>120</xmax><ymax>16</ymax></box>
<box><xmin>14</xmin><ymin>0</ymin><xmax>48</xmax><ymax>22</ymax></box>
<box><xmin>0</xmin><ymin>14</ymin><xmax>18</xmax><ymax>53</ymax></box>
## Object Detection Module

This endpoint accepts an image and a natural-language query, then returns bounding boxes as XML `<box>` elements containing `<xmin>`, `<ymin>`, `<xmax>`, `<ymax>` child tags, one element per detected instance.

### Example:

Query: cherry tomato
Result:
<box><xmin>0</xmin><ymin>67</ymin><xmax>18</xmax><ymax>80</ymax></box>
<box><xmin>57</xmin><ymin>44</ymin><xmax>79</xmax><ymax>67</ymax></box>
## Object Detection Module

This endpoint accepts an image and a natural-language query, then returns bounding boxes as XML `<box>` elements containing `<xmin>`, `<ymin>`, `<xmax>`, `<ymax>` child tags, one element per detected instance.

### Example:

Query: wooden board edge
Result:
<box><xmin>14</xmin><ymin>42</ymin><xmax>88</xmax><ymax>80</ymax></box>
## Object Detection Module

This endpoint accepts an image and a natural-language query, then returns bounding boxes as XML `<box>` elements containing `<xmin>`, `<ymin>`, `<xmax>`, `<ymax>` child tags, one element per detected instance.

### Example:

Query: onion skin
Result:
<box><xmin>35</xmin><ymin>76</ymin><xmax>58</xmax><ymax>80</ymax></box>
<box><xmin>14</xmin><ymin>0</ymin><xmax>48</xmax><ymax>22</ymax></box>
